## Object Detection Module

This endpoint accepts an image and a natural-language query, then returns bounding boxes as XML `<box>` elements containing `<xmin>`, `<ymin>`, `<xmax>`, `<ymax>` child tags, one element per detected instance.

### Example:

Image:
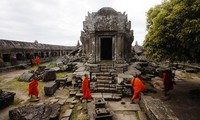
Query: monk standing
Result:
<box><xmin>28</xmin><ymin>76</ymin><xmax>39</xmax><ymax>98</ymax></box>
<box><xmin>82</xmin><ymin>74</ymin><xmax>92</xmax><ymax>101</ymax></box>
<box><xmin>130</xmin><ymin>75</ymin><xmax>146</xmax><ymax>104</ymax></box>
<box><xmin>162</xmin><ymin>69</ymin><xmax>174</xmax><ymax>96</ymax></box>
<box><xmin>35</xmin><ymin>56</ymin><xmax>40</xmax><ymax>66</ymax></box>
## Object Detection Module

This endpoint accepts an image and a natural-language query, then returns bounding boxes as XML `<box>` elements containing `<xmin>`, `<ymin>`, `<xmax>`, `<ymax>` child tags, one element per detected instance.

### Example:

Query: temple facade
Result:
<box><xmin>81</xmin><ymin>7</ymin><xmax>134</xmax><ymax>64</ymax></box>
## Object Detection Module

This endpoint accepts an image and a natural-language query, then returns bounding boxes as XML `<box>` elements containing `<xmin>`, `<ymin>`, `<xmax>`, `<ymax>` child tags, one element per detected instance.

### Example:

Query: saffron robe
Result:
<box><xmin>35</xmin><ymin>57</ymin><xmax>40</xmax><ymax>66</ymax></box>
<box><xmin>130</xmin><ymin>77</ymin><xmax>146</xmax><ymax>100</ymax></box>
<box><xmin>28</xmin><ymin>79</ymin><xmax>39</xmax><ymax>97</ymax></box>
<box><xmin>162</xmin><ymin>71</ymin><xmax>174</xmax><ymax>93</ymax></box>
<box><xmin>82</xmin><ymin>76</ymin><xmax>92</xmax><ymax>99</ymax></box>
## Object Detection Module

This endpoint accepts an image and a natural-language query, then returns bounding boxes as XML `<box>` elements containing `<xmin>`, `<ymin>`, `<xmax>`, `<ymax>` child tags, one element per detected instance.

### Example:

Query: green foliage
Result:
<box><xmin>144</xmin><ymin>0</ymin><xmax>200</xmax><ymax>62</ymax></box>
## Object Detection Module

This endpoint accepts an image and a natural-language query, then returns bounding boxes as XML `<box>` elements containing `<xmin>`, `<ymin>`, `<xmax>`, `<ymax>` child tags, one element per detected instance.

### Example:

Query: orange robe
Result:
<box><xmin>28</xmin><ymin>79</ymin><xmax>39</xmax><ymax>97</ymax></box>
<box><xmin>82</xmin><ymin>77</ymin><xmax>92</xmax><ymax>99</ymax></box>
<box><xmin>130</xmin><ymin>77</ymin><xmax>146</xmax><ymax>100</ymax></box>
<box><xmin>35</xmin><ymin>57</ymin><xmax>40</xmax><ymax>66</ymax></box>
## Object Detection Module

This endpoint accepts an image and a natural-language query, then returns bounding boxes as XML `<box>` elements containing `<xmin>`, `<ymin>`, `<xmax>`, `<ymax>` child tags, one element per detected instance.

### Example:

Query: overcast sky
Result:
<box><xmin>0</xmin><ymin>0</ymin><xmax>162</xmax><ymax>46</ymax></box>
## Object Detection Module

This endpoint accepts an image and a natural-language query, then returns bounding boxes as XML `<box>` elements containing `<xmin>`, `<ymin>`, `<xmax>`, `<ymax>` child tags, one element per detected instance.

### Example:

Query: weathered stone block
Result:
<box><xmin>0</xmin><ymin>90</ymin><xmax>16</xmax><ymax>109</ymax></box>
<box><xmin>9</xmin><ymin>103</ymin><xmax>61</xmax><ymax>120</ymax></box>
<box><xmin>19</xmin><ymin>71</ymin><xmax>34</xmax><ymax>82</ymax></box>
<box><xmin>43</xmin><ymin>70</ymin><xmax>56</xmax><ymax>82</ymax></box>
<box><xmin>44</xmin><ymin>82</ymin><xmax>58</xmax><ymax>96</ymax></box>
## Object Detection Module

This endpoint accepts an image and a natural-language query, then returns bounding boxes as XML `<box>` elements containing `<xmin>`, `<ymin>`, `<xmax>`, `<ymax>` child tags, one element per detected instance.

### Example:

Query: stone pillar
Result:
<box><xmin>88</xmin><ymin>32</ymin><xmax>96</xmax><ymax>63</ymax></box>
<box><xmin>96</xmin><ymin>35</ymin><xmax>100</xmax><ymax>62</ymax></box>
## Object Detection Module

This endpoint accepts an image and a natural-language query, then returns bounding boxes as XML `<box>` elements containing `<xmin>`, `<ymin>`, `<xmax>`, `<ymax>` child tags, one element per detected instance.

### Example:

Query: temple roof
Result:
<box><xmin>0</xmin><ymin>39</ymin><xmax>75</xmax><ymax>51</ymax></box>
<box><xmin>96</xmin><ymin>7</ymin><xmax>118</xmax><ymax>16</ymax></box>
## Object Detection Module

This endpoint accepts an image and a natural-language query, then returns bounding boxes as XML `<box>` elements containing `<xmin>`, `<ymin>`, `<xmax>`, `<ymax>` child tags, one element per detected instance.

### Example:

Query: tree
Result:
<box><xmin>144</xmin><ymin>0</ymin><xmax>200</xmax><ymax>63</ymax></box>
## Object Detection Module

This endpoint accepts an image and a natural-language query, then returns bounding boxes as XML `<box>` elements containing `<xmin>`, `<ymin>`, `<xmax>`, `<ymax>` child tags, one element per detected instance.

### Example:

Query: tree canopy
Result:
<box><xmin>144</xmin><ymin>0</ymin><xmax>200</xmax><ymax>62</ymax></box>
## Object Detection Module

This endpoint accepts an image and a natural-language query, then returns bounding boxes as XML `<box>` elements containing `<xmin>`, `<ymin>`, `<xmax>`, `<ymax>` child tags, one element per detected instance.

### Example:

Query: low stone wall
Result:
<box><xmin>140</xmin><ymin>96</ymin><xmax>178</xmax><ymax>120</ymax></box>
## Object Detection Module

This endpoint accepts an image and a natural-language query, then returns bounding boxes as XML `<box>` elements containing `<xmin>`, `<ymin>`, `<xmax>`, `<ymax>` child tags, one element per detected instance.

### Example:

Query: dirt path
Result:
<box><xmin>148</xmin><ymin>70</ymin><xmax>200</xmax><ymax>120</ymax></box>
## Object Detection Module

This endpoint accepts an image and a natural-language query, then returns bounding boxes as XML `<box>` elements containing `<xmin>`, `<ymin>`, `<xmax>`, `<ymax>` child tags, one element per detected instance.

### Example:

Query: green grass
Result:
<box><xmin>56</xmin><ymin>72</ymin><xmax>69</xmax><ymax>78</ymax></box>
<box><xmin>48</xmin><ymin>62</ymin><xmax>57</xmax><ymax>68</ymax></box>
<box><xmin>70</xmin><ymin>102</ymin><xmax>88</xmax><ymax>120</ymax></box>
<box><xmin>3</xmin><ymin>77</ymin><xmax>45</xmax><ymax>95</ymax></box>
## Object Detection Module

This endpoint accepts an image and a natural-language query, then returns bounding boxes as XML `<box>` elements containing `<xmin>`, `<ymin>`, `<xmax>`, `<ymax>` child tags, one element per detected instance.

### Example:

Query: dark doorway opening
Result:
<box><xmin>3</xmin><ymin>54</ymin><xmax>10</xmax><ymax>62</ymax></box>
<box><xmin>16</xmin><ymin>53</ymin><xmax>24</xmax><ymax>60</ymax></box>
<box><xmin>101</xmin><ymin>38</ymin><xmax>112</xmax><ymax>60</ymax></box>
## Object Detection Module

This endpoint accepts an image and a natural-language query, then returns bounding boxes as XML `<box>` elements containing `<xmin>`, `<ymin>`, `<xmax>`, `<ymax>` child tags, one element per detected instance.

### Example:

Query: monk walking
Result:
<box><xmin>35</xmin><ymin>56</ymin><xmax>40</xmax><ymax>66</ymax></box>
<box><xmin>28</xmin><ymin>75</ymin><xmax>39</xmax><ymax>98</ymax></box>
<box><xmin>82</xmin><ymin>74</ymin><xmax>92</xmax><ymax>101</ymax></box>
<box><xmin>130</xmin><ymin>74</ymin><xmax>146</xmax><ymax>104</ymax></box>
<box><xmin>162</xmin><ymin>69</ymin><xmax>174</xmax><ymax>96</ymax></box>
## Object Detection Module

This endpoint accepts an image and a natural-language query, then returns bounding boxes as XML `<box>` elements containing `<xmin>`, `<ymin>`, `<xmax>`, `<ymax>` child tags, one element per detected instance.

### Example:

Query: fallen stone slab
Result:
<box><xmin>66</xmin><ymin>97</ymin><xmax>75</xmax><ymax>103</ymax></box>
<box><xmin>43</xmin><ymin>70</ymin><xmax>56</xmax><ymax>82</ymax></box>
<box><xmin>141</xmin><ymin>96</ymin><xmax>178</xmax><ymax>120</ymax></box>
<box><xmin>9</xmin><ymin>103</ymin><xmax>61</xmax><ymax>120</ymax></box>
<box><xmin>55</xmin><ymin>77</ymin><xmax>67</xmax><ymax>87</ymax></box>
<box><xmin>61</xmin><ymin>117</ymin><xmax>70</xmax><ymax>120</ymax></box>
<box><xmin>58</xmin><ymin>99</ymin><xmax>66</xmax><ymax>106</ymax></box>
<box><xmin>19</xmin><ymin>71</ymin><xmax>34</xmax><ymax>82</ymax></box>
<box><xmin>62</xmin><ymin>109</ymin><xmax>72</xmax><ymax>117</ymax></box>
<box><xmin>0</xmin><ymin>90</ymin><xmax>16</xmax><ymax>109</ymax></box>
<box><xmin>44</xmin><ymin>82</ymin><xmax>58</xmax><ymax>96</ymax></box>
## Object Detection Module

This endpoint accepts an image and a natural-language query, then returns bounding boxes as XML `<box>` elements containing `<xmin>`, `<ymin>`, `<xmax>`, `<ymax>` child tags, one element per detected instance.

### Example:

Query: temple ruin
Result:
<box><xmin>0</xmin><ymin>39</ymin><xmax>75</xmax><ymax>69</ymax></box>
<box><xmin>81</xmin><ymin>7</ymin><xmax>134</xmax><ymax>72</ymax></box>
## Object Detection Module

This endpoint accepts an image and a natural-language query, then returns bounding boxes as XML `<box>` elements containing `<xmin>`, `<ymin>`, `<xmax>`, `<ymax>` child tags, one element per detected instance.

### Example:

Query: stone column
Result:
<box><xmin>88</xmin><ymin>32</ymin><xmax>96</xmax><ymax>63</ymax></box>
<box><xmin>96</xmin><ymin>35</ymin><xmax>100</xmax><ymax>62</ymax></box>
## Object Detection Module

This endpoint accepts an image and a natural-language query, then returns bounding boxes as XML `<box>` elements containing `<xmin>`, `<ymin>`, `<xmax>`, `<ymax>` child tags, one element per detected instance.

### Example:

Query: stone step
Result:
<box><xmin>94</xmin><ymin>72</ymin><xmax>118</xmax><ymax>76</ymax></box>
<box><xmin>96</xmin><ymin>83</ymin><xmax>116</xmax><ymax>87</ymax></box>
<box><xmin>95</xmin><ymin>87</ymin><xmax>117</xmax><ymax>93</ymax></box>
<box><xmin>92</xmin><ymin>93</ymin><xmax>122</xmax><ymax>101</ymax></box>
<box><xmin>97</xmin><ymin>79</ymin><xmax>112</xmax><ymax>84</ymax></box>
<box><xmin>96</xmin><ymin>76</ymin><xmax>113</xmax><ymax>80</ymax></box>
<box><xmin>100</xmin><ymin>69</ymin><xmax>112</xmax><ymax>72</ymax></box>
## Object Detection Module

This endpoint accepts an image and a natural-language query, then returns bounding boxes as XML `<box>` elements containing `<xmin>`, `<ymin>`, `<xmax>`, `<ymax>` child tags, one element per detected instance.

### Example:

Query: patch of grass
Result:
<box><xmin>59</xmin><ymin>103</ymin><xmax>70</xmax><ymax>119</ymax></box>
<box><xmin>48</xmin><ymin>62</ymin><xmax>57</xmax><ymax>68</ymax></box>
<box><xmin>28</xmin><ymin>65</ymin><xmax>38</xmax><ymax>71</ymax></box>
<box><xmin>4</xmin><ymin>77</ymin><xmax>45</xmax><ymax>95</ymax></box>
<box><xmin>71</xmin><ymin>102</ymin><xmax>88</xmax><ymax>120</ymax></box>
<box><xmin>56</xmin><ymin>72</ymin><xmax>69</xmax><ymax>78</ymax></box>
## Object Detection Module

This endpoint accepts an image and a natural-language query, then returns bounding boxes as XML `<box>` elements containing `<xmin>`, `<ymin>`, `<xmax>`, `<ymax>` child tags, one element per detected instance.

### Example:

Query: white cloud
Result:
<box><xmin>0</xmin><ymin>0</ymin><xmax>162</xmax><ymax>46</ymax></box>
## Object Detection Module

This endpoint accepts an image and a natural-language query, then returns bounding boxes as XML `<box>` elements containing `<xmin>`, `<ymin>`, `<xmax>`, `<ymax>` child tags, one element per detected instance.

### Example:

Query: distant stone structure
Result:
<box><xmin>81</xmin><ymin>7</ymin><xmax>134</xmax><ymax>65</ymax></box>
<box><xmin>0</xmin><ymin>39</ymin><xmax>75</xmax><ymax>67</ymax></box>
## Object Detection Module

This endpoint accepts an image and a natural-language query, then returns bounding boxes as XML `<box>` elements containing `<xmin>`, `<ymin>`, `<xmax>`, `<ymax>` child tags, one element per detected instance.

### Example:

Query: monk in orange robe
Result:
<box><xmin>82</xmin><ymin>74</ymin><xmax>92</xmax><ymax>100</ymax></box>
<box><xmin>28</xmin><ymin>76</ymin><xmax>39</xmax><ymax>98</ymax></box>
<box><xmin>162</xmin><ymin>69</ymin><xmax>174</xmax><ymax>96</ymax></box>
<box><xmin>35</xmin><ymin>56</ymin><xmax>40</xmax><ymax>66</ymax></box>
<box><xmin>130</xmin><ymin>75</ymin><xmax>146</xmax><ymax>103</ymax></box>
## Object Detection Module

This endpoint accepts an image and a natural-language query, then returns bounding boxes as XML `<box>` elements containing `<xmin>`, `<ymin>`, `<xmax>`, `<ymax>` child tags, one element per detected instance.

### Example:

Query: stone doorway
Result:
<box><xmin>101</xmin><ymin>37</ymin><xmax>112</xmax><ymax>60</ymax></box>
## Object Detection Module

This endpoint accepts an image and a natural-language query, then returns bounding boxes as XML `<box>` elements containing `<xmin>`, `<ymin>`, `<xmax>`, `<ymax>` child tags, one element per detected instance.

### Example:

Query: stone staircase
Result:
<box><xmin>90</xmin><ymin>62</ymin><xmax>122</xmax><ymax>101</ymax></box>
<box><xmin>100</xmin><ymin>63</ymin><xmax>114</xmax><ymax>72</ymax></box>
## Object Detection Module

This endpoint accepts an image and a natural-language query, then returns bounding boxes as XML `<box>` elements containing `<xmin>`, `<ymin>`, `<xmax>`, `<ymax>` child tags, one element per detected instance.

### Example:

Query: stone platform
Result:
<box><xmin>87</xmin><ymin>101</ymin><xmax>147</xmax><ymax>120</ymax></box>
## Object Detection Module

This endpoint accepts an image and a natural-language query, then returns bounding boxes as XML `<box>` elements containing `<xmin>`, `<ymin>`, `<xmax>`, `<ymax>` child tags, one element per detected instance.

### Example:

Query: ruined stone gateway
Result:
<box><xmin>81</xmin><ymin>7</ymin><xmax>134</xmax><ymax>71</ymax></box>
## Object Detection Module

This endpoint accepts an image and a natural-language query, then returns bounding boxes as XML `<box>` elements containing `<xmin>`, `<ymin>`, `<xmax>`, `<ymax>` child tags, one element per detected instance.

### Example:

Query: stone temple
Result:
<box><xmin>81</xmin><ymin>7</ymin><xmax>134</xmax><ymax>72</ymax></box>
